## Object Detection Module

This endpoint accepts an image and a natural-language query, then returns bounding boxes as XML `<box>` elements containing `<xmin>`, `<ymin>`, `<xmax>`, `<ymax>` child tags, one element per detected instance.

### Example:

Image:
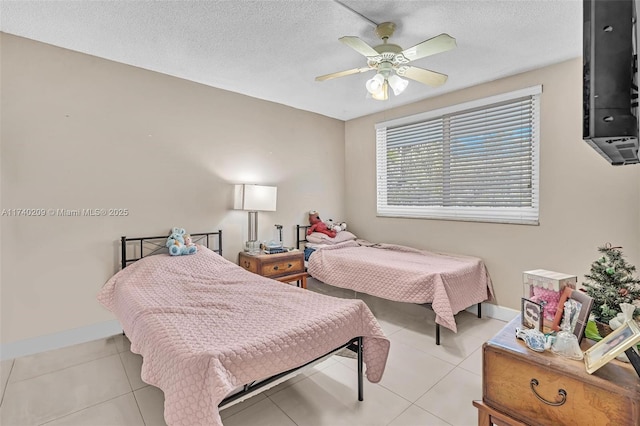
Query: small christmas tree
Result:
<box><xmin>583</xmin><ymin>243</ymin><xmax>640</xmax><ymax>324</ymax></box>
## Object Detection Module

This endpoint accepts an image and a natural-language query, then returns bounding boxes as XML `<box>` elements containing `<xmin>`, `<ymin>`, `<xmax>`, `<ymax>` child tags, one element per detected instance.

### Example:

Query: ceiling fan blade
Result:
<box><xmin>315</xmin><ymin>67</ymin><xmax>373</xmax><ymax>82</ymax></box>
<box><xmin>400</xmin><ymin>33</ymin><xmax>457</xmax><ymax>62</ymax></box>
<box><xmin>398</xmin><ymin>66</ymin><xmax>448</xmax><ymax>87</ymax></box>
<box><xmin>339</xmin><ymin>36</ymin><xmax>380</xmax><ymax>57</ymax></box>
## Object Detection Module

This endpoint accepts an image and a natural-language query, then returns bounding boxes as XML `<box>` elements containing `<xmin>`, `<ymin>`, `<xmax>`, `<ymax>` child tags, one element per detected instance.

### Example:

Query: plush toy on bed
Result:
<box><xmin>307</xmin><ymin>210</ymin><xmax>336</xmax><ymax>238</ymax></box>
<box><xmin>325</xmin><ymin>219</ymin><xmax>348</xmax><ymax>233</ymax></box>
<box><xmin>183</xmin><ymin>234</ymin><xmax>197</xmax><ymax>253</ymax></box>
<box><xmin>166</xmin><ymin>227</ymin><xmax>198</xmax><ymax>256</ymax></box>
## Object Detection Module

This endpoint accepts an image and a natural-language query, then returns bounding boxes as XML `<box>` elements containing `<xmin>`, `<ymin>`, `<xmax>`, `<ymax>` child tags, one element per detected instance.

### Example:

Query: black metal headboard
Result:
<box><xmin>120</xmin><ymin>230</ymin><xmax>222</xmax><ymax>270</ymax></box>
<box><xmin>296</xmin><ymin>225</ymin><xmax>310</xmax><ymax>249</ymax></box>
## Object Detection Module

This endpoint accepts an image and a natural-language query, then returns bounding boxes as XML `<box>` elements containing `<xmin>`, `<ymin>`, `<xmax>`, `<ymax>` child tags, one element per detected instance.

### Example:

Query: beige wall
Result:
<box><xmin>3</xmin><ymin>33</ymin><xmax>639</xmax><ymax>353</ymax></box>
<box><xmin>0</xmin><ymin>33</ymin><xmax>345</xmax><ymax>345</ymax></box>
<box><xmin>345</xmin><ymin>58</ymin><xmax>640</xmax><ymax>312</ymax></box>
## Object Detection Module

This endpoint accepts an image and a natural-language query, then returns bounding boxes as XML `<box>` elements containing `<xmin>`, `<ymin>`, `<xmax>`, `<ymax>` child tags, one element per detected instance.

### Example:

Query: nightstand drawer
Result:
<box><xmin>259</xmin><ymin>257</ymin><xmax>304</xmax><ymax>277</ymax></box>
<box><xmin>484</xmin><ymin>348</ymin><xmax>617</xmax><ymax>425</ymax></box>
<box><xmin>239</xmin><ymin>256</ymin><xmax>259</xmax><ymax>274</ymax></box>
<box><xmin>238</xmin><ymin>251</ymin><xmax>305</xmax><ymax>279</ymax></box>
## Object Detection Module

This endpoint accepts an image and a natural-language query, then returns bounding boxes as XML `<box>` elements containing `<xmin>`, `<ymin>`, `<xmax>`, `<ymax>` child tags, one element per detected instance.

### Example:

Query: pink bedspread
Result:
<box><xmin>97</xmin><ymin>247</ymin><xmax>389</xmax><ymax>426</ymax></box>
<box><xmin>307</xmin><ymin>241</ymin><xmax>495</xmax><ymax>332</ymax></box>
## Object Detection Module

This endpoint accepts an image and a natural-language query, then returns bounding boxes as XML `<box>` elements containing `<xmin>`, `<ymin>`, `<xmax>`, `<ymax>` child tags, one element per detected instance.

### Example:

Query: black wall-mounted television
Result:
<box><xmin>583</xmin><ymin>0</ymin><xmax>640</xmax><ymax>165</ymax></box>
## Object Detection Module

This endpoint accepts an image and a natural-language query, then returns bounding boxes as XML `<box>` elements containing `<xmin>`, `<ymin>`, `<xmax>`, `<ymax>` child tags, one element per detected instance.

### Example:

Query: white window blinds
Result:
<box><xmin>376</xmin><ymin>86</ymin><xmax>541</xmax><ymax>224</ymax></box>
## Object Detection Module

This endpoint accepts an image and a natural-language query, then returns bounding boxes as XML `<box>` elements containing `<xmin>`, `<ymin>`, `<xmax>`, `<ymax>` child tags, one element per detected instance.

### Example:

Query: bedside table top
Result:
<box><xmin>239</xmin><ymin>250</ymin><xmax>302</xmax><ymax>259</ymax></box>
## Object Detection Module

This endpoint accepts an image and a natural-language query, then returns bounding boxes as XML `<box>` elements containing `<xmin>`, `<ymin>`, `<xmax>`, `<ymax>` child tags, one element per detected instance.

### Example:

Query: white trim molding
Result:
<box><xmin>466</xmin><ymin>303</ymin><xmax>519</xmax><ymax>323</ymax></box>
<box><xmin>0</xmin><ymin>320</ymin><xmax>122</xmax><ymax>361</ymax></box>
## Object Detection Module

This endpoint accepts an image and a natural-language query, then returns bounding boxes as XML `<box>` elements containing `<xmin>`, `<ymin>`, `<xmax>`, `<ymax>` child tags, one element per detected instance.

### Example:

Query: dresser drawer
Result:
<box><xmin>239</xmin><ymin>256</ymin><xmax>260</xmax><ymax>274</ymax></box>
<box><xmin>484</xmin><ymin>344</ymin><xmax>637</xmax><ymax>426</ymax></box>
<box><xmin>259</xmin><ymin>257</ymin><xmax>304</xmax><ymax>277</ymax></box>
<box><xmin>238</xmin><ymin>251</ymin><xmax>305</xmax><ymax>279</ymax></box>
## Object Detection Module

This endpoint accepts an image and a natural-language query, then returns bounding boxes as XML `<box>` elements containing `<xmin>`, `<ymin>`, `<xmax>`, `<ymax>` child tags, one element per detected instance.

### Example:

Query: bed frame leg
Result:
<box><xmin>477</xmin><ymin>302</ymin><xmax>482</xmax><ymax>318</ymax></box>
<box><xmin>357</xmin><ymin>336</ymin><xmax>363</xmax><ymax>401</ymax></box>
<box><xmin>435</xmin><ymin>324</ymin><xmax>440</xmax><ymax>345</ymax></box>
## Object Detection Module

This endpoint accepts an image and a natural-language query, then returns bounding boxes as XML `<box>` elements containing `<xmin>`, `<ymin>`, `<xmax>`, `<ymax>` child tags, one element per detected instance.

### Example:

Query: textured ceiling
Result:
<box><xmin>0</xmin><ymin>0</ymin><xmax>582</xmax><ymax>121</ymax></box>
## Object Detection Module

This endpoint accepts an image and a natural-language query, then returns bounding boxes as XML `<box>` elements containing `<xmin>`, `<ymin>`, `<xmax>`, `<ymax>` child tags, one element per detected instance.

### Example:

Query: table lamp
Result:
<box><xmin>234</xmin><ymin>184</ymin><xmax>277</xmax><ymax>254</ymax></box>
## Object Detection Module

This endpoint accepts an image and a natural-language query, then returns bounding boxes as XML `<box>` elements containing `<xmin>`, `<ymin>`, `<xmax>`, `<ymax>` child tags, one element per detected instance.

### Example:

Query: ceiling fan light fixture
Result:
<box><xmin>365</xmin><ymin>73</ymin><xmax>385</xmax><ymax>94</ymax></box>
<box><xmin>371</xmin><ymin>81</ymin><xmax>389</xmax><ymax>101</ymax></box>
<box><xmin>388</xmin><ymin>74</ymin><xmax>409</xmax><ymax>96</ymax></box>
<box><xmin>316</xmin><ymin>22</ymin><xmax>456</xmax><ymax>101</ymax></box>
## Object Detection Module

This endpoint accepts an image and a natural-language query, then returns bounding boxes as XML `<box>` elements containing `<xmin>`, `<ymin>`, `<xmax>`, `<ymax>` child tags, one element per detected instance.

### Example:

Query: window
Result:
<box><xmin>376</xmin><ymin>86</ymin><xmax>541</xmax><ymax>225</ymax></box>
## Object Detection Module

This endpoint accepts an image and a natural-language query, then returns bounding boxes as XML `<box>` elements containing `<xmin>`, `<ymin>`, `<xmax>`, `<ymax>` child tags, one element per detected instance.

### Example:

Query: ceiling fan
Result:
<box><xmin>316</xmin><ymin>22</ymin><xmax>456</xmax><ymax>100</ymax></box>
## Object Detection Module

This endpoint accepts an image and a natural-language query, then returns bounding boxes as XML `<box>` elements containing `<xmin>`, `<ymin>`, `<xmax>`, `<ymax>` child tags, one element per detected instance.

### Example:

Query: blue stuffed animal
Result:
<box><xmin>166</xmin><ymin>227</ymin><xmax>197</xmax><ymax>256</ymax></box>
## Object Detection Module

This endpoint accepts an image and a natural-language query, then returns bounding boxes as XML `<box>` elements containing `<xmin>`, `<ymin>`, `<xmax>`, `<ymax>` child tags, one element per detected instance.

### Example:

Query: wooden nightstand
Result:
<box><xmin>238</xmin><ymin>251</ymin><xmax>308</xmax><ymax>289</ymax></box>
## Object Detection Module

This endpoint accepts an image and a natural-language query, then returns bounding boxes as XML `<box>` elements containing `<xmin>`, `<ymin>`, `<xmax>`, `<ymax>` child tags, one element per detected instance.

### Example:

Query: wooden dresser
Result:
<box><xmin>474</xmin><ymin>316</ymin><xmax>640</xmax><ymax>425</ymax></box>
<box><xmin>238</xmin><ymin>251</ymin><xmax>308</xmax><ymax>288</ymax></box>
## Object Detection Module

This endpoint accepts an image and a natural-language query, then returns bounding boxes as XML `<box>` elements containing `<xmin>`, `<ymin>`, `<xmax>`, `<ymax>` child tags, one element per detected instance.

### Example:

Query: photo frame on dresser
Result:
<box><xmin>521</xmin><ymin>298</ymin><xmax>544</xmax><ymax>331</ymax></box>
<box><xmin>568</xmin><ymin>290</ymin><xmax>594</xmax><ymax>343</ymax></box>
<box><xmin>584</xmin><ymin>320</ymin><xmax>640</xmax><ymax>374</ymax></box>
<box><xmin>552</xmin><ymin>288</ymin><xmax>594</xmax><ymax>343</ymax></box>
<box><xmin>551</xmin><ymin>287</ymin><xmax>574</xmax><ymax>331</ymax></box>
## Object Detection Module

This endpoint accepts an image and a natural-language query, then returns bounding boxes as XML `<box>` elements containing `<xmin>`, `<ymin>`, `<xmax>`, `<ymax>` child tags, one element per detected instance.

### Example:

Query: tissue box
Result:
<box><xmin>523</xmin><ymin>269</ymin><xmax>577</xmax><ymax>296</ymax></box>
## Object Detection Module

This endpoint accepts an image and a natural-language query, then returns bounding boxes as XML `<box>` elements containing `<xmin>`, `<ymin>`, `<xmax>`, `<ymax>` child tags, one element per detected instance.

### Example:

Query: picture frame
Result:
<box><xmin>584</xmin><ymin>320</ymin><xmax>640</xmax><ymax>374</ymax></box>
<box><xmin>521</xmin><ymin>298</ymin><xmax>544</xmax><ymax>332</ymax></box>
<box><xmin>551</xmin><ymin>288</ymin><xmax>594</xmax><ymax>343</ymax></box>
<box><xmin>568</xmin><ymin>290</ymin><xmax>594</xmax><ymax>343</ymax></box>
<box><xmin>551</xmin><ymin>286</ymin><xmax>573</xmax><ymax>332</ymax></box>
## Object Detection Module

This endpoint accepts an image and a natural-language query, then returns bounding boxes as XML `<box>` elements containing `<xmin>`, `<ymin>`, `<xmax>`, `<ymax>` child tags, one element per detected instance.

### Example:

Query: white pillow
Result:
<box><xmin>307</xmin><ymin>231</ymin><xmax>357</xmax><ymax>245</ymax></box>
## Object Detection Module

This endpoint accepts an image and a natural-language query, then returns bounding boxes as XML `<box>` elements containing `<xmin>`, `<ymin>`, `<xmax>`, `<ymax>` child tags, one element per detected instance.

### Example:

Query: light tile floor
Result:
<box><xmin>0</xmin><ymin>278</ymin><xmax>508</xmax><ymax>426</ymax></box>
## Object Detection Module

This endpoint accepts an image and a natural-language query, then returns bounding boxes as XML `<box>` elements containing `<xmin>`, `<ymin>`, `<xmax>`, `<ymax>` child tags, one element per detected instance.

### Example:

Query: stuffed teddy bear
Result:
<box><xmin>166</xmin><ymin>227</ymin><xmax>197</xmax><ymax>256</ymax></box>
<box><xmin>183</xmin><ymin>234</ymin><xmax>197</xmax><ymax>254</ymax></box>
<box><xmin>325</xmin><ymin>219</ymin><xmax>348</xmax><ymax>233</ymax></box>
<box><xmin>325</xmin><ymin>219</ymin><xmax>338</xmax><ymax>232</ymax></box>
<box><xmin>307</xmin><ymin>210</ymin><xmax>336</xmax><ymax>238</ymax></box>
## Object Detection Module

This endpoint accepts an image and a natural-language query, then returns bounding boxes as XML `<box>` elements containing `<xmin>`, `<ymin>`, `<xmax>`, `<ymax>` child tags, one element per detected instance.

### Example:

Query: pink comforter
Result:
<box><xmin>97</xmin><ymin>247</ymin><xmax>389</xmax><ymax>426</ymax></box>
<box><xmin>307</xmin><ymin>241</ymin><xmax>495</xmax><ymax>332</ymax></box>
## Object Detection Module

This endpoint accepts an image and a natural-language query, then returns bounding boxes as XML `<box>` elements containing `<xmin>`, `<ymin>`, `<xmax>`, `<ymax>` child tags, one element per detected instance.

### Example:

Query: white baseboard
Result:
<box><xmin>0</xmin><ymin>320</ymin><xmax>122</xmax><ymax>361</ymax></box>
<box><xmin>466</xmin><ymin>302</ymin><xmax>519</xmax><ymax>323</ymax></box>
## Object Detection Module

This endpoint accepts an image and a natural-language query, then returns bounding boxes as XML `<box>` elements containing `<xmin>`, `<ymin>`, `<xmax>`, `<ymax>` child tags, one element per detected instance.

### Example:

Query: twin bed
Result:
<box><xmin>100</xmin><ymin>226</ymin><xmax>494</xmax><ymax>425</ymax></box>
<box><xmin>297</xmin><ymin>225</ymin><xmax>495</xmax><ymax>345</ymax></box>
<box><xmin>98</xmin><ymin>231</ymin><xmax>390</xmax><ymax>426</ymax></box>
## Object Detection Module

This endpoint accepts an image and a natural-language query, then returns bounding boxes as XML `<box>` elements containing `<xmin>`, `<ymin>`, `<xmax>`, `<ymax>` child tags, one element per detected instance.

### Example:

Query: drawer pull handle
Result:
<box><xmin>530</xmin><ymin>379</ymin><xmax>567</xmax><ymax>406</ymax></box>
<box><xmin>273</xmin><ymin>266</ymin><xmax>279</xmax><ymax>271</ymax></box>
<box><xmin>288</xmin><ymin>263</ymin><xmax>292</xmax><ymax>268</ymax></box>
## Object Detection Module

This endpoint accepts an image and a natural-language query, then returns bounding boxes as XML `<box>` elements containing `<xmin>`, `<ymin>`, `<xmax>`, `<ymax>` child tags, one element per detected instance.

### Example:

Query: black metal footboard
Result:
<box><xmin>219</xmin><ymin>336</ymin><xmax>364</xmax><ymax>408</ymax></box>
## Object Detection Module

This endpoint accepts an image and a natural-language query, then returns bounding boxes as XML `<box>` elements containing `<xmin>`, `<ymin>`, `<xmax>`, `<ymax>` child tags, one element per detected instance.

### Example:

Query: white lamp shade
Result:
<box><xmin>365</xmin><ymin>73</ymin><xmax>385</xmax><ymax>94</ymax></box>
<box><xmin>371</xmin><ymin>81</ymin><xmax>389</xmax><ymax>101</ymax></box>
<box><xmin>388</xmin><ymin>74</ymin><xmax>409</xmax><ymax>96</ymax></box>
<box><xmin>234</xmin><ymin>184</ymin><xmax>277</xmax><ymax>211</ymax></box>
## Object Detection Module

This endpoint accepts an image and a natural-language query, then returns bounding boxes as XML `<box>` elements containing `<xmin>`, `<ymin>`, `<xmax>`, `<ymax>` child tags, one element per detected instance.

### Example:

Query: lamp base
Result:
<box><xmin>244</xmin><ymin>240</ymin><xmax>261</xmax><ymax>254</ymax></box>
